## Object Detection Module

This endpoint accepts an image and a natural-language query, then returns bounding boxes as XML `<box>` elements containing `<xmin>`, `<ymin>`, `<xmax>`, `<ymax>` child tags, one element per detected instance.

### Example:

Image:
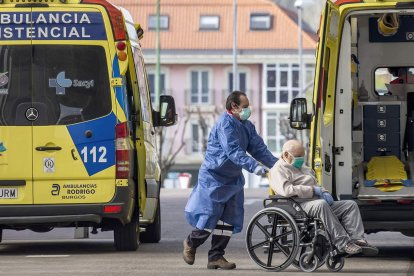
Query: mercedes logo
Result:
<box><xmin>26</xmin><ymin>108</ymin><xmax>39</xmax><ymax>121</ymax></box>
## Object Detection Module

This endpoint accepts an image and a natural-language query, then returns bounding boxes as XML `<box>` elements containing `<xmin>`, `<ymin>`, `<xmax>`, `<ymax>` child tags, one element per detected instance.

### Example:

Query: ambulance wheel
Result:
<box><xmin>114</xmin><ymin>212</ymin><xmax>139</xmax><ymax>251</ymax></box>
<box><xmin>140</xmin><ymin>200</ymin><xmax>161</xmax><ymax>243</ymax></box>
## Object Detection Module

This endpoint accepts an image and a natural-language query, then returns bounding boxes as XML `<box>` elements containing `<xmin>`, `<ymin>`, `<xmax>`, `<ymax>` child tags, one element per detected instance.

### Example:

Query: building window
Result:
<box><xmin>265</xmin><ymin>112</ymin><xmax>300</xmax><ymax>153</ymax></box>
<box><xmin>191</xmin><ymin>123</ymin><xmax>200</xmax><ymax>153</ymax></box>
<box><xmin>200</xmin><ymin>15</ymin><xmax>220</xmax><ymax>30</ymax></box>
<box><xmin>265</xmin><ymin>64</ymin><xmax>305</xmax><ymax>104</ymax></box>
<box><xmin>148</xmin><ymin>15</ymin><xmax>169</xmax><ymax>30</ymax></box>
<box><xmin>250</xmin><ymin>13</ymin><xmax>272</xmax><ymax>30</ymax></box>
<box><xmin>228</xmin><ymin>72</ymin><xmax>247</xmax><ymax>92</ymax></box>
<box><xmin>189</xmin><ymin>70</ymin><xmax>211</xmax><ymax>104</ymax></box>
<box><xmin>148</xmin><ymin>72</ymin><xmax>166</xmax><ymax>104</ymax></box>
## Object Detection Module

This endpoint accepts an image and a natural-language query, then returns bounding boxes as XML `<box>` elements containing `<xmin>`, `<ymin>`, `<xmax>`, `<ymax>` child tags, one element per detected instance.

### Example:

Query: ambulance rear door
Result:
<box><xmin>30</xmin><ymin>8</ymin><xmax>117</xmax><ymax>204</ymax></box>
<box><xmin>0</xmin><ymin>8</ymin><xmax>34</xmax><ymax>205</ymax></box>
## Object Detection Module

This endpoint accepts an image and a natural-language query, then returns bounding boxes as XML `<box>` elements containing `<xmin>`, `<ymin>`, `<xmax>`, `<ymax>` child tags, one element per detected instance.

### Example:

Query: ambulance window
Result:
<box><xmin>0</xmin><ymin>46</ymin><xmax>32</xmax><ymax>126</ymax></box>
<box><xmin>375</xmin><ymin>67</ymin><xmax>414</xmax><ymax>96</ymax></box>
<box><xmin>133</xmin><ymin>50</ymin><xmax>151</xmax><ymax>123</ymax></box>
<box><xmin>32</xmin><ymin>45</ymin><xmax>111</xmax><ymax>125</ymax></box>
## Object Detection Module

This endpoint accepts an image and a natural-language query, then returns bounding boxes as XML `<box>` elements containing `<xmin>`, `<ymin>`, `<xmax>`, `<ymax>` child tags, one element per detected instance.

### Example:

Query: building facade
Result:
<box><xmin>111</xmin><ymin>0</ymin><xmax>317</xmax><ymax>187</ymax></box>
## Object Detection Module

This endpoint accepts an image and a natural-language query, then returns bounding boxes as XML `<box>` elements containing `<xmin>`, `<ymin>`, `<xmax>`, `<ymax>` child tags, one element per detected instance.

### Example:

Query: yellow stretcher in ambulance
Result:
<box><xmin>290</xmin><ymin>0</ymin><xmax>414</xmax><ymax>237</ymax></box>
<box><xmin>0</xmin><ymin>0</ymin><xmax>176</xmax><ymax>251</ymax></box>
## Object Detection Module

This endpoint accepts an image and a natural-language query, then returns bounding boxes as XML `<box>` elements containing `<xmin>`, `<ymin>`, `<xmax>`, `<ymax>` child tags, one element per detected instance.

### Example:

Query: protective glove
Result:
<box><xmin>254</xmin><ymin>165</ymin><xmax>268</xmax><ymax>176</ymax></box>
<box><xmin>313</xmin><ymin>186</ymin><xmax>323</xmax><ymax>197</ymax></box>
<box><xmin>322</xmin><ymin>192</ymin><xmax>334</xmax><ymax>205</ymax></box>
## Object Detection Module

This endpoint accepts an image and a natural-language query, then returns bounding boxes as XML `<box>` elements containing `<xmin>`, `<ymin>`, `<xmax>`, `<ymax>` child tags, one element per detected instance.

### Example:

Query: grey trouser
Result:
<box><xmin>300</xmin><ymin>199</ymin><xmax>365</xmax><ymax>250</ymax></box>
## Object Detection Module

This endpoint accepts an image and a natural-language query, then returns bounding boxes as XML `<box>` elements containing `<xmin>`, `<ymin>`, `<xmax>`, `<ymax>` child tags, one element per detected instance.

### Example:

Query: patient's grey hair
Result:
<box><xmin>282</xmin><ymin>140</ymin><xmax>303</xmax><ymax>154</ymax></box>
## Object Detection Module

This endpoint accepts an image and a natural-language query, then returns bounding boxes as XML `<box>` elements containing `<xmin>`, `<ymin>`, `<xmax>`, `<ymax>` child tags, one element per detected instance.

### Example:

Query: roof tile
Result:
<box><xmin>109</xmin><ymin>0</ymin><xmax>317</xmax><ymax>50</ymax></box>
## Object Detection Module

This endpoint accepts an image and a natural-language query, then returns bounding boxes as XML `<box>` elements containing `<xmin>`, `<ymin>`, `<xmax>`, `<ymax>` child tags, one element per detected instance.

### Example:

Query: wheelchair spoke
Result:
<box><xmin>274</xmin><ymin>240</ymin><xmax>290</xmax><ymax>257</ymax></box>
<box><xmin>249</xmin><ymin>240</ymin><xmax>269</xmax><ymax>251</ymax></box>
<box><xmin>274</xmin><ymin>230</ymin><xmax>292</xmax><ymax>240</ymax></box>
<box><xmin>271</xmin><ymin>213</ymin><xmax>279</xmax><ymax>237</ymax></box>
<box><xmin>267</xmin><ymin>240</ymin><xmax>274</xmax><ymax>267</ymax></box>
<box><xmin>255</xmin><ymin>221</ymin><xmax>271</xmax><ymax>238</ymax></box>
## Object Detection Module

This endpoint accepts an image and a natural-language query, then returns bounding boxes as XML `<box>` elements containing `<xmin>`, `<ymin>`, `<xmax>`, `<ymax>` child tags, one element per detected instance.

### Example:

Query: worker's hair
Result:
<box><xmin>226</xmin><ymin>91</ymin><xmax>247</xmax><ymax>111</ymax></box>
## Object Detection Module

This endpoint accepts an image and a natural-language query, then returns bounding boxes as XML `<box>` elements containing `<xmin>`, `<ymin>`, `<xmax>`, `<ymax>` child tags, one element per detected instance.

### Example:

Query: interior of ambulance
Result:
<box><xmin>346</xmin><ymin>10</ymin><xmax>414</xmax><ymax>200</ymax></box>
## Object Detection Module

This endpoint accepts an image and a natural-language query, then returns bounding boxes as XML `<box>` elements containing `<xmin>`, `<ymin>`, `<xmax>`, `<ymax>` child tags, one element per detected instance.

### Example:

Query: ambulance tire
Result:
<box><xmin>114</xmin><ymin>212</ymin><xmax>139</xmax><ymax>251</ymax></box>
<box><xmin>140</xmin><ymin>200</ymin><xmax>161</xmax><ymax>243</ymax></box>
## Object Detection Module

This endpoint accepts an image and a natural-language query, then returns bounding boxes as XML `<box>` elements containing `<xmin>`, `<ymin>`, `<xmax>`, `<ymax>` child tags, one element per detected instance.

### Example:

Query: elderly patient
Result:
<box><xmin>269</xmin><ymin>140</ymin><xmax>378</xmax><ymax>256</ymax></box>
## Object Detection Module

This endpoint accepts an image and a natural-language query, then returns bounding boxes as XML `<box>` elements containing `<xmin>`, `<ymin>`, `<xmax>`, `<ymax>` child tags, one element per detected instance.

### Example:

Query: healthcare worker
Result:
<box><xmin>183</xmin><ymin>91</ymin><xmax>277</xmax><ymax>270</ymax></box>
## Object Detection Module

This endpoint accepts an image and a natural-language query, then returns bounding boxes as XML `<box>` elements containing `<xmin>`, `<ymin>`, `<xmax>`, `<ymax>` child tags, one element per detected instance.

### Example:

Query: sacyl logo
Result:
<box><xmin>49</xmin><ymin>71</ymin><xmax>94</xmax><ymax>95</ymax></box>
<box><xmin>49</xmin><ymin>71</ymin><xmax>72</xmax><ymax>95</ymax></box>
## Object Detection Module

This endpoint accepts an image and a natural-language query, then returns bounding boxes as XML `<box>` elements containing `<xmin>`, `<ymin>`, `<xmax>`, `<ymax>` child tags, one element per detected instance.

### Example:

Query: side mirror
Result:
<box><xmin>289</xmin><ymin>98</ymin><xmax>311</xmax><ymax>130</ymax></box>
<box><xmin>135</xmin><ymin>24</ymin><xmax>144</xmax><ymax>40</ymax></box>
<box><xmin>153</xmin><ymin>95</ymin><xmax>177</xmax><ymax>127</ymax></box>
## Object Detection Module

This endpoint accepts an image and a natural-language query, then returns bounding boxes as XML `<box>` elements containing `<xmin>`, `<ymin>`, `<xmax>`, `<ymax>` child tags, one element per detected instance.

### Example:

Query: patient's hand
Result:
<box><xmin>322</xmin><ymin>192</ymin><xmax>334</xmax><ymax>205</ymax></box>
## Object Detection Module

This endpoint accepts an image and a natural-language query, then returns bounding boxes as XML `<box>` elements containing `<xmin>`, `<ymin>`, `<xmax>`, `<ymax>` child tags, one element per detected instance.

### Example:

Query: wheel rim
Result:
<box><xmin>299</xmin><ymin>252</ymin><xmax>318</xmax><ymax>272</ymax></box>
<box><xmin>327</xmin><ymin>256</ymin><xmax>345</xmax><ymax>272</ymax></box>
<box><xmin>246</xmin><ymin>207</ymin><xmax>299</xmax><ymax>271</ymax></box>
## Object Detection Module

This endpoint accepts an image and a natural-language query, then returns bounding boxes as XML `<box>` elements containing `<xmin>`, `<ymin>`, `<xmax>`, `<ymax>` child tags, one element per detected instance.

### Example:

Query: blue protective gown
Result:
<box><xmin>185</xmin><ymin>112</ymin><xmax>277</xmax><ymax>233</ymax></box>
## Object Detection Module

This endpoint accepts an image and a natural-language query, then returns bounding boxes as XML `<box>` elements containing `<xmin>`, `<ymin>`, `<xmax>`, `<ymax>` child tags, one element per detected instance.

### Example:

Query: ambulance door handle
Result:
<box><xmin>35</xmin><ymin>146</ymin><xmax>62</xmax><ymax>151</ymax></box>
<box><xmin>71</xmin><ymin>149</ymin><xmax>78</xmax><ymax>160</ymax></box>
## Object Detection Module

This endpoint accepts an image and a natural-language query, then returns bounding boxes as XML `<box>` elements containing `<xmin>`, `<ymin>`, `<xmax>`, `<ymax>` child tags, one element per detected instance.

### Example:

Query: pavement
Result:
<box><xmin>0</xmin><ymin>188</ymin><xmax>413</xmax><ymax>275</ymax></box>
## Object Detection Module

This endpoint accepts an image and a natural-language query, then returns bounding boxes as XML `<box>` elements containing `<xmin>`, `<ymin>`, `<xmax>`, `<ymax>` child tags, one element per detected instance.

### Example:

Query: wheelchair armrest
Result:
<box><xmin>263</xmin><ymin>196</ymin><xmax>310</xmax><ymax>216</ymax></box>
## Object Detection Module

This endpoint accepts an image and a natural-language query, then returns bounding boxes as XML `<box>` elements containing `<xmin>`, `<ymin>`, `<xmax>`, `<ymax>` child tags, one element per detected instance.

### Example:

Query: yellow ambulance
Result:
<box><xmin>291</xmin><ymin>0</ymin><xmax>414</xmax><ymax>237</ymax></box>
<box><xmin>0</xmin><ymin>0</ymin><xmax>176</xmax><ymax>251</ymax></box>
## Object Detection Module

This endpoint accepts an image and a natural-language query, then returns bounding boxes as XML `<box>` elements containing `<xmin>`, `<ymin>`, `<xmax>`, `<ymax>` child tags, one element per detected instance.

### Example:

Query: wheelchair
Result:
<box><xmin>246</xmin><ymin>195</ymin><xmax>346</xmax><ymax>272</ymax></box>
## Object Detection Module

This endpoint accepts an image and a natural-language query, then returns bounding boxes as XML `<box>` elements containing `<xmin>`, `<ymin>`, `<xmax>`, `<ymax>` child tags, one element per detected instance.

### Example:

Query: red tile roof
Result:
<box><xmin>109</xmin><ymin>0</ymin><xmax>317</xmax><ymax>50</ymax></box>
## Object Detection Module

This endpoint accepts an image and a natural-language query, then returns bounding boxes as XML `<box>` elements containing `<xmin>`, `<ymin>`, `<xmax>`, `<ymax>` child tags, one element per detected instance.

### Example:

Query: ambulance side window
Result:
<box><xmin>133</xmin><ymin>49</ymin><xmax>150</xmax><ymax>123</ymax></box>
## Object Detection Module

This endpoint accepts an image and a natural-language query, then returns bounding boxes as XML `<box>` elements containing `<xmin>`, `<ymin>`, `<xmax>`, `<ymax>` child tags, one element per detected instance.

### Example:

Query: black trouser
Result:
<box><xmin>187</xmin><ymin>221</ymin><xmax>234</xmax><ymax>261</ymax></box>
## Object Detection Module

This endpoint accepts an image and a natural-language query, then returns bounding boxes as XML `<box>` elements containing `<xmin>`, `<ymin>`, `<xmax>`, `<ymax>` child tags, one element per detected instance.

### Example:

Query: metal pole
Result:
<box><xmin>298</xmin><ymin>5</ymin><xmax>303</xmax><ymax>96</ymax></box>
<box><xmin>232</xmin><ymin>0</ymin><xmax>238</xmax><ymax>91</ymax></box>
<box><xmin>156</xmin><ymin>0</ymin><xmax>161</xmax><ymax>110</ymax></box>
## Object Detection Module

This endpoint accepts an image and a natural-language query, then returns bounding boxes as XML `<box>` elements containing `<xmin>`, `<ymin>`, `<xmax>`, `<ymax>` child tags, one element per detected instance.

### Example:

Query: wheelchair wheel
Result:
<box><xmin>299</xmin><ymin>252</ymin><xmax>318</xmax><ymax>272</ymax></box>
<box><xmin>292</xmin><ymin>231</ymin><xmax>329</xmax><ymax>269</ymax></box>
<box><xmin>326</xmin><ymin>256</ymin><xmax>345</xmax><ymax>272</ymax></box>
<box><xmin>246</xmin><ymin>207</ymin><xmax>300</xmax><ymax>271</ymax></box>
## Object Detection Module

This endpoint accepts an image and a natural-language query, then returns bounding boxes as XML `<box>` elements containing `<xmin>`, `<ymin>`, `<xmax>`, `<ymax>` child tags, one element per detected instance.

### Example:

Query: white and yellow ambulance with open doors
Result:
<box><xmin>0</xmin><ymin>0</ymin><xmax>176</xmax><ymax>251</ymax></box>
<box><xmin>291</xmin><ymin>0</ymin><xmax>414</xmax><ymax>237</ymax></box>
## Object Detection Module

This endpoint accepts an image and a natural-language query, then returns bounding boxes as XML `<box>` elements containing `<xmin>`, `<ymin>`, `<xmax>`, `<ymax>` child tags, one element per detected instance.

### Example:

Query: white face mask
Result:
<box><xmin>234</xmin><ymin>106</ymin><xmax>251</xmax><ymax>121</ymax></box>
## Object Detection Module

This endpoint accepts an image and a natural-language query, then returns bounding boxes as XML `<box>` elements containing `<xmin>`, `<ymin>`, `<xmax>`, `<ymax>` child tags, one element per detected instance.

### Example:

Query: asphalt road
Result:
<box><xmin>0</xmin><ymin>188</ymin><xmax>413</xmax><ymax>276</ymax></box>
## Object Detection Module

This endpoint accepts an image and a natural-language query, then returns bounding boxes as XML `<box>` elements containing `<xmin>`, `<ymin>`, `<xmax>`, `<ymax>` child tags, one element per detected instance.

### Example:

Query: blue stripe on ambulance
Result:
<box><xmin>112</xmin><ymin>56</ymin><xmax>129</xmax><ymax>119</ymax></box>
<box><xmin>0</xmin><ymin>12</ymin><xmax>107</xmax><ymax>40</ymax></box>
<box><xmin>67</xmin><ymin>112</ymin><xmax>117</xmax><ymax>176</ymax></box>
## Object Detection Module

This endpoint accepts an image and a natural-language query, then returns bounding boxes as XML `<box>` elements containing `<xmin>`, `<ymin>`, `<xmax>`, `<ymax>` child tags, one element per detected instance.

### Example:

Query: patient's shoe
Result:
<box><xmin>353</xmin><ymin>239</ymin><xmax>379</xmax><ymax>256</ymax></box>
<box><xmin>343</xmin><ymin>241</ymin><xmax>362</xmax><ymax>255</ymax></box>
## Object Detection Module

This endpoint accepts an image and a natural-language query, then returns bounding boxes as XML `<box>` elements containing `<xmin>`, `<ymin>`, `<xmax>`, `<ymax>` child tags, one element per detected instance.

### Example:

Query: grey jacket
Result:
<box><xmin>269</xmin><ymin>158</ymin><xmax>323</xmax><ymax>198</ymax></box>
